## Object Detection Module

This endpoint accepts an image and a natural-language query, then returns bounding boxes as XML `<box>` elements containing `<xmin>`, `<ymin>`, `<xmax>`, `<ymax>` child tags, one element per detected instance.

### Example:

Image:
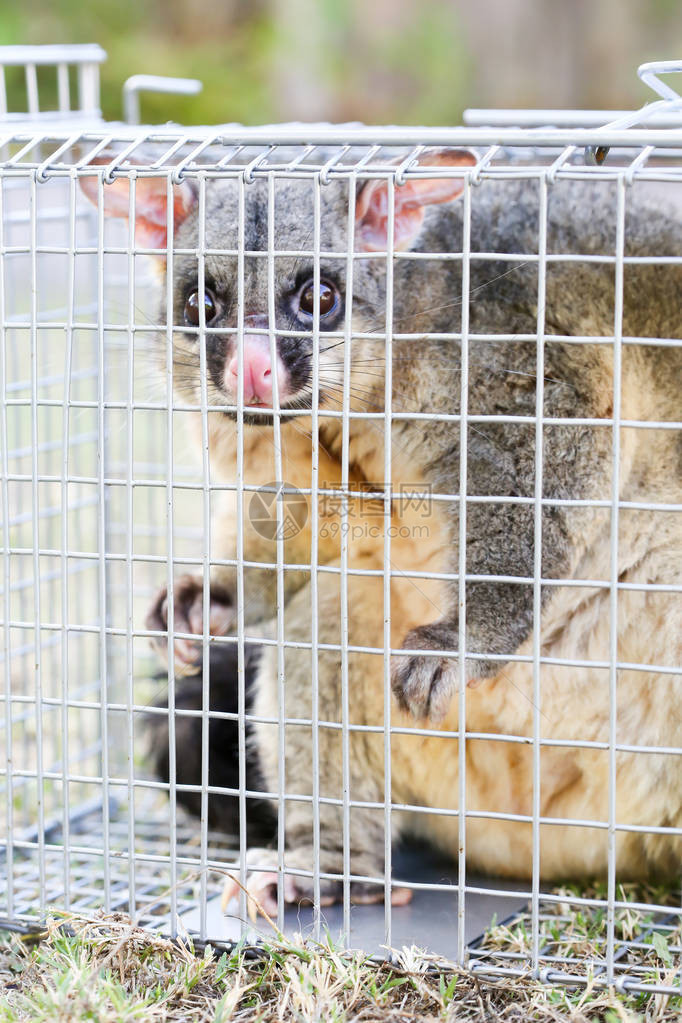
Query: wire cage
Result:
<box><xmin>0</xmin><ymin>48</ymin><xmax>681</xmax><ymax>998</ymax></box>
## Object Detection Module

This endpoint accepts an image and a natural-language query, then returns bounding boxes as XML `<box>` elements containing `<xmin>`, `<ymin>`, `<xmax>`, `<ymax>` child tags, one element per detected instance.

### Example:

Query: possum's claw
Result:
<box><xmin>346</xmin><ymin>882</ymin><xmax>413</xmax><ymax>907</ymax></box>
<box><xmin>221</xmin><ymin>849</ymin><xmax>412</xmax><ymax>919</ymax></box>
<box><xmin>220</xmin><ymin>850</ymin><xmax>336</xmax><ymax>922</ymax></box>
<box><xmin>392</xmin><ymin>622</ymin><xmax>458</xmax><ymax>720</ymax></box>
<box><xmin>221</xmin><ymin>864</ymin><xmax>308</xmax><ymax>923</ymax></box>
<box><xmin>145</xmin><ymin>574</ymin><xmax>234</xmax><ymax>673</ymax></box>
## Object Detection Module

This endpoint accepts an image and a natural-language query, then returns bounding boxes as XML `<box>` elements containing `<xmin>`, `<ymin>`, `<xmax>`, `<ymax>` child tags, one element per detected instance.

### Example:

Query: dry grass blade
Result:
<box><xmin>1</xmin><ymin>901</ymin><xmax>680</xmax><ymax>1022</ymax></box>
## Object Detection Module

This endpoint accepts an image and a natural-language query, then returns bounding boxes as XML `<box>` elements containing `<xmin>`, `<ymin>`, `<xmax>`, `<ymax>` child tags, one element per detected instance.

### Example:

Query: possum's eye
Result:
<box><xmin>296</xmin><ymin>279</ymin><xmax>339</xmax><ymax>319</ymax></box>
<box><xmin>184</xmin><ymin>289</ymin><xmax>218</xmax><ymax>327</ymax></box>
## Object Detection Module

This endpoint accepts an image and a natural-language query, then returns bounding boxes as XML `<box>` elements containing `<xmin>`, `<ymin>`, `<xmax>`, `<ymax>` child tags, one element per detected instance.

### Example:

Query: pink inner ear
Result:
<box><xmin>356</xmin><ymin>180</ymin><xmax>428</xmax><ymax>251</ymax></box>
<box><xmin>355</xmin><ymin>150</ymin><xmax>476</xmax><ymax>252</ymax></box>
<box><xmin>79</xmin><ymin>170</ymin><xmax>196</xmax><ymax>251</ymax></box>
<box><xmin>131</xmin><ymin>179</ymin><xmax>197</xmax><ymax>248</ymax></box>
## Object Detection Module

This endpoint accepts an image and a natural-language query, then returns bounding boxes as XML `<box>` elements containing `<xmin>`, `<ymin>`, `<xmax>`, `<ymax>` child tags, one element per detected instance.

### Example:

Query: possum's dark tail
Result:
<box><xmin>146</xmin><ymin>642</ymin><xmax>276</xmax><ymax>845</ymax></box>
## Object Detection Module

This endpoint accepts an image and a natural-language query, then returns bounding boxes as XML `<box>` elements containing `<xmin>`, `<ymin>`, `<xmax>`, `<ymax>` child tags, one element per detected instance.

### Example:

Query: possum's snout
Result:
<box><xmin>220</xmin><ymin>278</ymin><xmax>345</xmax><ymax>413</ymax></box>
<box><xmin>219</xmin><ymin>298</ymin><xmax>330</xmax><ymax>413</ymax></box>
<box><xmin>222</xmin><ymin>313</ymin><xmax>293</xmax><ymax>409</ymax></box>
<box><xmin>225</xmin><ymin>332</ymin><xmax>290</xmax><ymax>407</ymax></box>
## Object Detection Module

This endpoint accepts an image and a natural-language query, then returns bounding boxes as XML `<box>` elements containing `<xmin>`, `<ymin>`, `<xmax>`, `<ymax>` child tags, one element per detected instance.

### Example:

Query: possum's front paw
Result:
<box><xmin>391</xmin><ymin>622</ymin><xmax>458</xmax><ymax>720</ymax></box>
<box><xmin>221</xmin><ymin>848</ymin><xmax>412</xmax><ymax>921</ymax></box>
<box><xmin>145</xmin><ymin>574</ymin><xmax>235</xmax><ymax>673</ymax></box>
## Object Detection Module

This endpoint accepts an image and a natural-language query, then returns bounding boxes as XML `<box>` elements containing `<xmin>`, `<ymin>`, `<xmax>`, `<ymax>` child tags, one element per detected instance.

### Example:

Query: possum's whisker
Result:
<box><xmin>99</xmin><ymin>300</ymin><xmax>163</xmax><ymax>330</ymax></box>
<box><xmin>324</xmin><ymin>356</ymin><xmax>418</xmax><ymax>365</ymax></box>
<box><xmin>317</xmin><ymin>389</ymin><xmax>425</xmax><ymax>467</ymax></box>
<box><xmin>322</xmin><ymin>354</ymin><xmax>577</xmax><ymax>393</ymax></box>
<box><xmin>318</xmin><ymin>339</ymin><xmax>348</xmax><ymax>356</ymax></box>
<box><xmin>319</xmin><ymin>367</ymin><xmax>391</xmax><ymax>383</ymax></box>
<box><xmin>259</xmin><ymin>413</ymin><xmax>316</xmax><ymax>452</ymax></box>
<box><xmin>282</xmin><ymin>227</ymin><xmax>314</xmax><ymax>286</ymax></box>
<box><xmin>361</xmin><ymin>261</ymin><xmax>532</xmax><ymax>333</ymax></box>
<box><xmin>318</xmin><ymin>383</ymin><xmax>385</xmax><ymax>409</ymax></box>
<box><xmin>318</xmin><ymin>376</ymin><xmax>381</xmax><ymax>399</ymax></box>
<box><xmin>319</xmin><ymin>372</ymin><xmax>432</xmax><ymax>416</ymax></box>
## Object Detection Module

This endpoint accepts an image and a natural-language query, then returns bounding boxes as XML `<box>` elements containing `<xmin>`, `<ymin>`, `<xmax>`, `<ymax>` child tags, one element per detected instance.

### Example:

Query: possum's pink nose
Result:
<box><xmin>226</xmin><ymin>336</ymin><xmax>286</xmax><ymax>406</ymax></box>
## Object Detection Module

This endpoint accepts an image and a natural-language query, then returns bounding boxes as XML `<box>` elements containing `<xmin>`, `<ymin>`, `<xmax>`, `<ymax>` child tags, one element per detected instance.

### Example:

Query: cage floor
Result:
<box><xmin>3</xmin><ymin>795</ymin><xmax>680</xmax><ymax>993</ymax></box>
<box><xmin>182</xmin><ymin>839</ymin><xmax>529</xmax><ymax>953</ymax></box>
<box><xmin>3</xmin><ymin>793</ymin><xmax>526</xmax><ymax>948</ymax></box>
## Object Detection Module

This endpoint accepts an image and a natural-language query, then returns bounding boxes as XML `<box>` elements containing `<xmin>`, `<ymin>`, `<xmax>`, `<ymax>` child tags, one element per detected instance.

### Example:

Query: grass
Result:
<box><xmin>478</xmin><ymin>880</ymin><xmax>682</xmax><ymax>968</ymax></box>
<box><xmin>1</xmin><ymin>886</ymin><xmax>680</xmax><ymax>1022</ymax></box>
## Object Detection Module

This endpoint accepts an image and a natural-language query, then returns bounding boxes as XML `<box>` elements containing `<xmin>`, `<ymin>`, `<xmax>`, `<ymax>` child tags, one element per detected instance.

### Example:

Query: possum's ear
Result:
<box><xmin>79</xmin><ymin>165</ymin><xmax>197</xmax><ymax>250</ymax></box>
<box><xmin>355</xmin><ymin>148</ymin><xmax>477</xmax><ymax>252</ymax></box>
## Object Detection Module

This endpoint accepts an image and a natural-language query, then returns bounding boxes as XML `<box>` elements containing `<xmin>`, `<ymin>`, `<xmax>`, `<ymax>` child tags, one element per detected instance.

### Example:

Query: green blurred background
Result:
<box><xmin>1</xmin><ymin>0</ymin><xmax>681</xmax><ymax>125</ymax></box>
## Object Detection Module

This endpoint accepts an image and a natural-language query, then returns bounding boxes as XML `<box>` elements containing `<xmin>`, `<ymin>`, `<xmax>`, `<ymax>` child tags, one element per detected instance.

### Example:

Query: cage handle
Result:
<box><xmin>584</xmin><ymin>60</ymin><xmax>682</xmax><ymax>167</ymax></box>
<box><xmin>122</xmin><ymin>74</ymin><xmax>203</xmax><ymax>125</ymax></box>
<box><xmin>638</xmin><ymin>60</ymin><xmax>682</xmax><ymax>102</ymax></box>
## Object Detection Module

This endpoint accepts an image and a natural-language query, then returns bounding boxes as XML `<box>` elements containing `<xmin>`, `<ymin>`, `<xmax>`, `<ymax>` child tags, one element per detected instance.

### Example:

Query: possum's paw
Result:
<box><xmin>220</xmin><ymin>849</ymin><xmax>337</xmax><ymax>922</ymax></box>
<box><xmin>391</xmin><ymin>622</ymin><xmax>458</xmax><ymax>720</ymax></box>
<box><xmin>145</xmin><ymin>574</ymin><xmax>234</xmax><ymax>672</ymax></box>
<box><xmin>221</xmin><ymin>848</ymin><xmax>412</xmax><ymax>921</ymax></box>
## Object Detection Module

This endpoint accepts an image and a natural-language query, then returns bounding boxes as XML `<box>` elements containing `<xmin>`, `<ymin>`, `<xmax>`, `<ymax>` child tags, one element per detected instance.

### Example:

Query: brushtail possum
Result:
<box><xmin>82</xmin><ymin>150</ymin><xmax>681</xmax><ymax>914</ymax></box>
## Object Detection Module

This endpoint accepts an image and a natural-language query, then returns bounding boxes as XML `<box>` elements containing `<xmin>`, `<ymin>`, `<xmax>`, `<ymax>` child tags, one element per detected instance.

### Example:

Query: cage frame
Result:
<box><xmin>0</xmin><ymin>50</ymin><xmax>681</xmax><ymax>998</ymax></box>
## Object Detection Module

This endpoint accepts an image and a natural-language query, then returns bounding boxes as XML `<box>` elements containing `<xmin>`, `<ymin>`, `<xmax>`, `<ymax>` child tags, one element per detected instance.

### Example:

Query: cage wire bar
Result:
<box><xmin>0</xmin><ymin>54</ymin><xmax>681</xmax><ymax>998</ymax></box>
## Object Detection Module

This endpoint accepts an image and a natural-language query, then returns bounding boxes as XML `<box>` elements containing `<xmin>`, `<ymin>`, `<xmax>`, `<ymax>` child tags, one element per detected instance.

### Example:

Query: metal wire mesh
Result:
<box><xmin>0</xmin><ymin>56</ymin><xmax>681</xmax><ymax>998</ymax></box>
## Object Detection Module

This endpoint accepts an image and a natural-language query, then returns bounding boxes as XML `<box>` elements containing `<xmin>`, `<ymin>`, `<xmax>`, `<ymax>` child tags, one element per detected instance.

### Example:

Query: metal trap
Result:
<box><xmin>1</xmin><ymin>46</ymin><xmax>680</xmax><ymax>999</ymax></box>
